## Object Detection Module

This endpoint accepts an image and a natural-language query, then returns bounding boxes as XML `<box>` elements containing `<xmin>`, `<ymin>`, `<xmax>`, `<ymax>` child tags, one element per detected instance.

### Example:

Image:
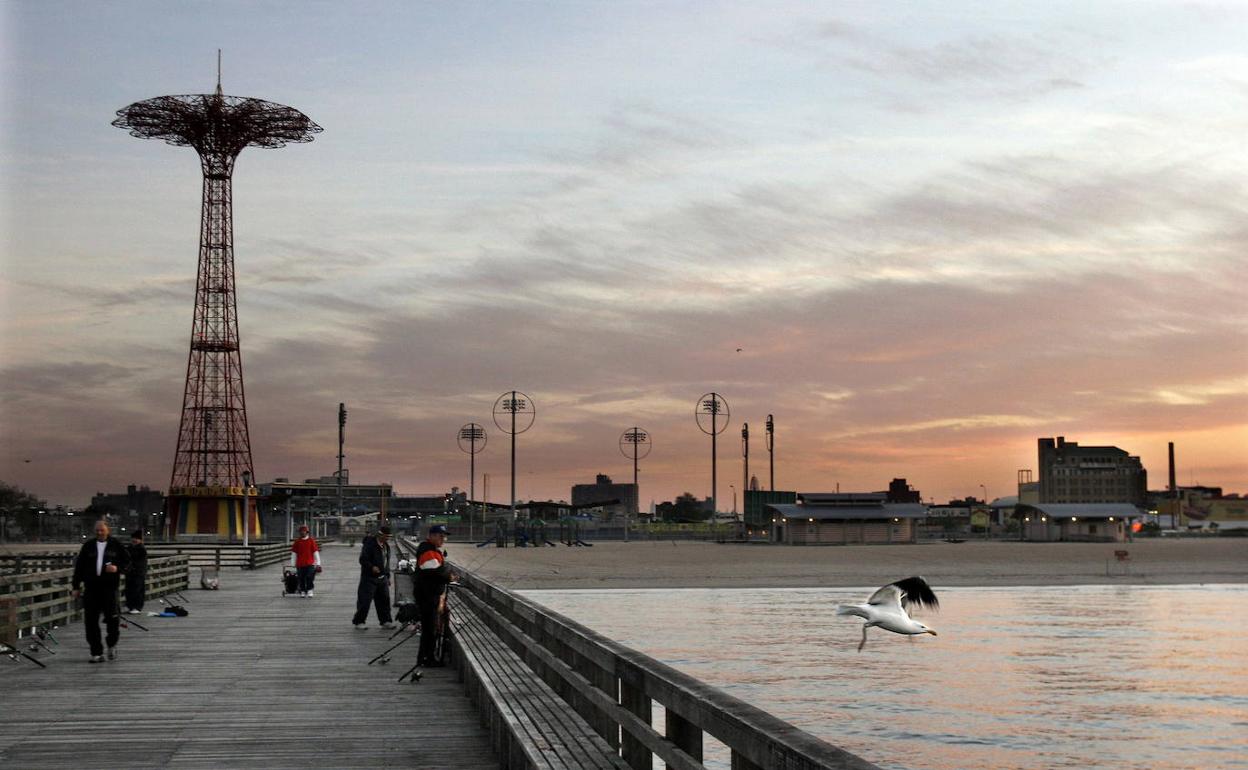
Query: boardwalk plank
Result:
<box><xmin>0</xmin><ymin>545</ymin><xmax>497</xmax><ymax>770</ymax></box>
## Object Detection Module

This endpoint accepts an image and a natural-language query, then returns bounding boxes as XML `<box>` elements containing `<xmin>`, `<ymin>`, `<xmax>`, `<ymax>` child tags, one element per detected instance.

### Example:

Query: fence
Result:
<box><xmin>0</xmin><ymin>554</ymin><xmax>190</xmax><ymax>644</ymax></box>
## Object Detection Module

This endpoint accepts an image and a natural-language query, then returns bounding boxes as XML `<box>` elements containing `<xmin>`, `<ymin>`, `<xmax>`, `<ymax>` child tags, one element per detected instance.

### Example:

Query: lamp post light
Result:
<box><xmin>494</xmin><ymin>391</ymin><xmax>535</xmax><ymax>538</ymax></box>
<box><xmin>765</xmin><ymin>414</ymin><xmax>775</xmax><ymax>491</ymax></box>
<box><xmin>695</xmin><ymin>393</ymin><xmax>730</xmax><ymax>516</ymax></box>
<box><xmin>619</xmin><ymin>427</ymin><xmax>652</xmax><ymax>543</ymax></box>
<box><xmin>241</xmin><ymin>469</ymin><xmax>252</xmax><ymax>547</ymax></box>
<box><xmin>458</xmin><ymin>423</ymin><xmax>487</xmax><ymax>542</ymax></box>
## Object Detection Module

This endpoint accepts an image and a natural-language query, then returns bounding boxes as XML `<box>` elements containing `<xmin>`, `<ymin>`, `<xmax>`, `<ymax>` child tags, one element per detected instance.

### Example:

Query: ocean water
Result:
<box><xmin>523</xmin><ymin>585</ymin><xmax>1248</xmax><ymax>770</ymax></box>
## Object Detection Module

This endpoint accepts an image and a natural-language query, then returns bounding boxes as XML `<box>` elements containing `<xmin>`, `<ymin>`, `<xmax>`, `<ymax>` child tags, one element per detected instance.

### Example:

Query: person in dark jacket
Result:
<box><xmin>125</xmin><ymin>531</ymin><xmax>148</xmax><ymax>614</ymax></box>
<box><xmin>415</xmin><ymin>524</ymin><xmax>455</xmax><ymax>666</ymax></box>
<box><xmin>71</xmin><ymin>520</ymin><xmax>131</xmax><ymax>663</ymax></box>
<box><xmin>352</xmin><ymin>526</ymin><xmax>394</xmax><ymax>629</ymax></box>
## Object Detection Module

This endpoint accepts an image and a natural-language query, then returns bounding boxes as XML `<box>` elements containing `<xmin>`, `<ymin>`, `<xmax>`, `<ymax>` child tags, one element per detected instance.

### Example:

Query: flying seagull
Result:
<box><xmin>836</xmin><ymin>576</ymin><xmax>939</xmax><ymax>651</ymax></box>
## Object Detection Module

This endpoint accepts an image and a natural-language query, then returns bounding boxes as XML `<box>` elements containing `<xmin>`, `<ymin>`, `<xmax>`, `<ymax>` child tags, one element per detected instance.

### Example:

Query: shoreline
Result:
<box><xmin>449</xmin><ymin>538</ymin><xmax>1248</xmax><ymax>590</ymax></box>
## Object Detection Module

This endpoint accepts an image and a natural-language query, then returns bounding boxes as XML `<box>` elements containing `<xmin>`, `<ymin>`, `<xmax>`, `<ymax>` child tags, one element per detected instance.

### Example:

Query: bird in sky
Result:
<box><xmin>836</xmin><ymin>576</ymin><xmax>939</xmax><ymax>651</ymax></box>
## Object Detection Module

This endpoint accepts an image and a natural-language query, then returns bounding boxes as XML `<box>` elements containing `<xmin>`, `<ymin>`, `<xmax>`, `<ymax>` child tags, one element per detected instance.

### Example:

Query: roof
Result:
<box><xmin>1017</xmin><ymin>503</ymin><xmax>1142</xmax><ymax>519</ymax></box>
<box><xmin>764</xmin><ymin>503</ymin><xmax>928</xmax><ymax>521</ymax></box>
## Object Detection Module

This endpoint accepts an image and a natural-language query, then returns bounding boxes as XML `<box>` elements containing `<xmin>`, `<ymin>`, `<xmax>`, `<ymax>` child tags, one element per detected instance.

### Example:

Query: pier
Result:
<box><xmin>2</xmin><ymin>541</ymin><xmax>880</xmax><ymax>770</ymax></box>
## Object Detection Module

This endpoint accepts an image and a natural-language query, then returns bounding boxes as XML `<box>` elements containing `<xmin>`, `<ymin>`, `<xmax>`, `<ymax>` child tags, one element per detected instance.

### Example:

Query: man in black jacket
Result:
<box><xmin>124</xmin><ymin>531</ymin><xmax>148</xmax><ymax>614</ymax></box>
<box><xmin>71</xmin><ymin>520</ymin><xmax>131</xmax><ymax>663</ymax></box>
<box><xmin>352</xmin><ymin>526</ymin><xmax>394</xmax><ymax>629</ymax></box>
<box><xmin>415</xmin><ymin>524</ymin><xmax>455</xmax><ymax>666</ymax></box>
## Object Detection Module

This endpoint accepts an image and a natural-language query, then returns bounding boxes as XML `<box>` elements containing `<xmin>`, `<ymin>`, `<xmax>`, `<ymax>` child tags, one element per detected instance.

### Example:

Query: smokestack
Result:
<box><xmin>1168</xmin><ymin>442</ymin><xmax>1176</xmax><ymax>494</ymax></box>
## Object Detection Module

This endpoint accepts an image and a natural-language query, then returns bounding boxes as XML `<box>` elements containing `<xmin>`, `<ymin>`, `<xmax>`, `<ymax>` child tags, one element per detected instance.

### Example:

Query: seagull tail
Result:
<box><xmin>836</xmin><ymin>604</ymin><xmax>869</xmax><ymax>620</ymax></box>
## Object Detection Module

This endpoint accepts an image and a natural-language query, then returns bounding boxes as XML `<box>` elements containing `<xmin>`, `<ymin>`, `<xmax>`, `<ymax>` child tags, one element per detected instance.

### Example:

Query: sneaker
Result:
<box><xmin>379</xmin><ymin>622</ymin><xmax>396</xmax><ymax>630</ymax></box>
<box><xmin>353</xmin><ymin>623</ymin><xmax>366</xmax><ymax>630</ymax></box>
<box><xmin>128</xmin><ymin>609</ymin><xmax>141</xmax><ymax>615</ymax></box>
<box><xmin>107</xmin><ymin>647</ymin><xmax>117</xmax><ymax>661</ymax></box>
<box><xmin>89</xmin><ymin>655</ymin><xmax>104</xmax><ymax>663</ymax></box>
<box><xmin>306</xmin><ymin>591</ymin><xmax>314</xmax><ymax>598</ymax></box>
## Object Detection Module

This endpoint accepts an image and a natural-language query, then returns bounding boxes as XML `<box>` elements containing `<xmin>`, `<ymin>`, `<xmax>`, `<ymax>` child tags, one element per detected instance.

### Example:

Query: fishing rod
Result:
<box><xmin>369</xmin><ymin>628</ymin><xmax>420</xmax><ymax>665</ymax></box>
<box><xmin>0</xmin><ymin>642</ymin><xmax>46</xmax><ymax>668</ymax></box>
<box><xmin>120</xmin><ymin>616</ymin><xmax>150</xmax><ymax>632</ymax></box>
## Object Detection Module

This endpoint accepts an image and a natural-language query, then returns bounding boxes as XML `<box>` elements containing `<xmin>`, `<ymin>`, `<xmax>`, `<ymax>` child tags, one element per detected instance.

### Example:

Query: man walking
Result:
<box><xmin>352</xmin><ymin>525</ymin><xmax>394</xmax><ymax>629</ymax></box>
<box><xmin>415</xmin><ymin>524</ymin><xmax>454</xmax><ymax>667</ymax></box>
<box><xmin>71</xmin><ymin>520</ymin><xmax>131</xmax><ymax>663</ymax></box>
<box><xmin>124</xmin><ymin>531</ymin><xmax>147</xmax><ymax>614</ymax></box>
<box><xmin>290</xmin><ymin>525</ymin><xmax>322</xmax><ymax>597</ymax></box>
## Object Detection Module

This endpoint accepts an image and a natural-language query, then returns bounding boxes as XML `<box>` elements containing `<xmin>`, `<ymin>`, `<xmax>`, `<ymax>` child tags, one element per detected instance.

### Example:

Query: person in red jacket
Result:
<box><xmin>290</xmin><ymin>525</ymin><xmax>322</xmax><ymax>597</ymax></box>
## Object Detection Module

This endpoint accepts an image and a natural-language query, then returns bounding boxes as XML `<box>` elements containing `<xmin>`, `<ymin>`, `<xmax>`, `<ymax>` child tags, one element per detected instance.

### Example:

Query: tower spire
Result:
<box><xmin>215</xmin><ymin>49</ymin><xmax>222</xmax><ymax>97</ymax></box>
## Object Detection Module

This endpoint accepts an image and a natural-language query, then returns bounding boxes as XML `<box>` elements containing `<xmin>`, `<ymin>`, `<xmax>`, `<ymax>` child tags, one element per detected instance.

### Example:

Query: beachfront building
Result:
<box><xmin>571</xmin><ymin>474</ymin><xmax>637</xmax><ymax>520</ymax></box>
<box><xmin>764</xmin><ymin>492</ymin><xmax>927</xmax><ymax>545</ymax></box>
<box><xmin>1038</xmin><ymin>436</ymin><xmax>1147</xmax><ymax>506</ymax></box>
<box><xmin>1015</xmin><ymin>503</ymin><xmax>1141</xmax><ymax>542</ymax></box>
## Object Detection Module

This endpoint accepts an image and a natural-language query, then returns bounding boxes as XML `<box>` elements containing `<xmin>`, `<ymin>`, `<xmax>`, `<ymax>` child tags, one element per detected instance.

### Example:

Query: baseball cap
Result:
<box><xmin>428</xmin><ymin>524</ymin><xmax>449</xmax><ymax>535</ymax></box>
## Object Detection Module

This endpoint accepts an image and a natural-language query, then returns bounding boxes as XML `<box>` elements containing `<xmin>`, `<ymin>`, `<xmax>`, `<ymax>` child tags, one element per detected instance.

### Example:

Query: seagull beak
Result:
<box><xmin>926</xmin><ymin>630</ymin><xmax>938</xmax><ymax>636</ymax></box>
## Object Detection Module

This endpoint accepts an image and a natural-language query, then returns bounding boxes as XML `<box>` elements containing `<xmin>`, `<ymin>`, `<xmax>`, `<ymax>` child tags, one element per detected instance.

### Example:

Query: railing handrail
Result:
<box><xmin>390</xmin><ymin>536</ymin><xmax>878</xmax><ymax>770</ymax></box>
<box><xmin>459</xmin><ymin>568</ymin><xmax>880</xmax><ymax>770</ymax></box>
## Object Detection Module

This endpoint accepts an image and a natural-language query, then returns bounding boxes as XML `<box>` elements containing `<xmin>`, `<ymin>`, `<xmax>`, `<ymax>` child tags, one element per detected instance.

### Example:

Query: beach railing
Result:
<box><xmin>0</xmin><ymin>554</ymin><xmax>189</xmax><ymax>643</ymax></box>
<box><xmin>449</xmin><ymin>565</ymin><xmax>881</xmax><ymax>770</ymax></box>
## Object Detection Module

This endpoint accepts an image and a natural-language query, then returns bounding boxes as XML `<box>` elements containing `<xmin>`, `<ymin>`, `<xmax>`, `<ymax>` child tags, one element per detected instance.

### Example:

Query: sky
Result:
<box><xmin>1</xmin><ymin>1</ymin><xmax>1245</xmax><ymax>508</ymax></box>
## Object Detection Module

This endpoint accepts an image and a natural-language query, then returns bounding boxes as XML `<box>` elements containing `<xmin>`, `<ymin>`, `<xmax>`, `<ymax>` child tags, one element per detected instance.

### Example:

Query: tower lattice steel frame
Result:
<box><xmin>114</xmin><ymin>73</ymin><xmax>321</xmax><ymax>538</ymax></box>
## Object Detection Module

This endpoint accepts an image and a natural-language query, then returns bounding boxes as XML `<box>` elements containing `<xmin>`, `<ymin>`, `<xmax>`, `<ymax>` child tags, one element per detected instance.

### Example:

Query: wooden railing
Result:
<box><xmin>0</xmin><ymin>554</ymin><xmax>190</xmax><ymax>644</ymax></box>
<box><xmin>145</xmin><ymin>541</ymin><xmax>291</xmax><ymax>570</ymax></box>
<box><xmin>385</xmin><ymin>527</ymin><xmax>879</xmax><ymax>770</ymax></box>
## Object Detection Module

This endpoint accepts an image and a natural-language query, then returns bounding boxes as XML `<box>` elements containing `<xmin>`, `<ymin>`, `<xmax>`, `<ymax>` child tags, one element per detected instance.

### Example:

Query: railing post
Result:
<box><xmin>0</xmin><ymin>596</ymin><xmax>17</xmax><ymax>646</ymax></box>
<box><xmin>666</xmin><ymin>710</ymin><xmax>702</xmax><ymax>769</ymax></box>
<box><xmin>730</xmin><ymin>751</ymin><xmax>763</xmax><ymax>770</ymax></box>
<box><xmin>620</xmin><ymin>680</ymin><xmax>652</xmax><ymax>770</ymax></box>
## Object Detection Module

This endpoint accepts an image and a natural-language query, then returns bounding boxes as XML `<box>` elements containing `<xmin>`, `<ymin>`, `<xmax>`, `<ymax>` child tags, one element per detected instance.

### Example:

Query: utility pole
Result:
<box><xmin>765</xmin><ymin>414</ymin><xmax>775</xmax><ymax>491</ymax></box>
<box><xmin>742</xmin><ymin>422</ymin><xmax>750</xmax><ymax>502</ymax></box>
<box><xmin>337</xmin><ymin>402</ymin><xmax>346</xmax><ymax>519</ymax></box>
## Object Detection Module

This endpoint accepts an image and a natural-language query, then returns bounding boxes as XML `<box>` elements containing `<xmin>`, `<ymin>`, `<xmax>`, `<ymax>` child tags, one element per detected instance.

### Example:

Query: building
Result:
<box><xmin>1151</xmin><ymin>487</ymin><xmax>1248</xmax><ymax>531</ymax></box>
<box><xmin>1015</xmin><ymin>503</ymin><xmax>1141</xmax><ymax>542</ymax></box>
<box><xmin>885</xmin><ymin>478</ymin><xmax>922</xmax><ymax>503</ymax></box>
<box><xmin>764</xmin><ymin>492</ymin><xmax>927</xmax><ymax>545</ymax></box>
<box><xmin>88</xmin><ymin>484</ymin><xmax>165</xmax><ymax>532</ymax></box>
<box><xmin>259</xmin><ymin>473</ymin><xmax>394</xmax><ymax>517</ymax></box>
<box><xmin>1038</xmin><ymin>437</ymin><xmax>1147</xmax><ymax>506</ymax></box>
<box><xmin>743</xmin><ymin>489</ymin><xmax>797</xmax><ymax>529</ymax></box>
<box><xmin>570</xmin><ymin>474</ymin><xmax>637</xmax><ymax>520</ymax></box>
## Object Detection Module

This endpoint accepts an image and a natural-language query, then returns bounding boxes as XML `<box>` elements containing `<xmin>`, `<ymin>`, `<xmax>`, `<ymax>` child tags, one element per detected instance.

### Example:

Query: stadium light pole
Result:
<box><xmin>619</xmin><ymin>428</ymin><xmax>652</xmax><ymax>543</ymax></box>
<box><xmin>458</xmin><ymin>423</ymin><xmax>487</xmax><ymax>541</ymax></box>
<box><xmin>494</xmin><ymin>391</ymin><xmax>535</xmax><ymax>539</ymax></box>
<box><xmin>765</xmin><ymin>414</ymin><xmax>775</xmax><ymax>491</ymax></box>
<box><xmin>696</xmin><ymin>393</ymin><xmax>730</xmax><ymax>516</ymax></box>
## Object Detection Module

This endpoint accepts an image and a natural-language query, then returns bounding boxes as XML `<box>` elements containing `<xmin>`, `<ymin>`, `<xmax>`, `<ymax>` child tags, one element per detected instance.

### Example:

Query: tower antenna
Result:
<box><xmin>216</xmin><ymin>49</ymin><xmax>222</xmax><ymax>95</ymax></box>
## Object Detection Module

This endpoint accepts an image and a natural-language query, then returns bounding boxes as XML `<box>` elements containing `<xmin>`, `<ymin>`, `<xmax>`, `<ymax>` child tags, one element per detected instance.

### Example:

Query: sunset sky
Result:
<box><xmin>2</xmin><ymin>1</ymin><xmax>1245</xmax><ymax>508</ymax></box>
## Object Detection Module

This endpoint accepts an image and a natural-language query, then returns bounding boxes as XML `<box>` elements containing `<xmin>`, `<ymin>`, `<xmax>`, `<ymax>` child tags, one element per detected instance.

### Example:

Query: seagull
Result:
<box><xmin>836</xmin><ymin>576</ymin><xmax>939</xmax><ymax>651</ymax></box>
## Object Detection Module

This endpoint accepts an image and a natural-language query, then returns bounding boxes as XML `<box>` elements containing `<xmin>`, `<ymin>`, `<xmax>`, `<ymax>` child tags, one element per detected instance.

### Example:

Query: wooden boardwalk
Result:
<box><xmin>0</xmin><ymin>545</ymin><xmax>498</xmax><ymax>770</ymax></box>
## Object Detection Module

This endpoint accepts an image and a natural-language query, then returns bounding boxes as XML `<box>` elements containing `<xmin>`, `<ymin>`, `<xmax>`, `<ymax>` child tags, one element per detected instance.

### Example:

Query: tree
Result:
<box><xmin>0</xmin><ymin>481</ymin><xmax>47</xmax><ymax>541</ymax></box>
<box><xmin>656</xmin><ymin>492</ymin><xmax>711</xmax><ymax>523</ymax></box>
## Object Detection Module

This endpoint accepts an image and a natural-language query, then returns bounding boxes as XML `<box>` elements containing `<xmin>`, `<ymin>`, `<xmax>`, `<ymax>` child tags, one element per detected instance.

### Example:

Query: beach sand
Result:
<box><xmin>448</xmin><ymin>538</ymin><xmax>1248</xmax><ymax>590</ymax></box>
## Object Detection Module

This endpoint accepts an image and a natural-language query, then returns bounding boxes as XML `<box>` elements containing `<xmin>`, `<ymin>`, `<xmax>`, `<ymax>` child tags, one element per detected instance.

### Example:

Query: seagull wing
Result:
<box><xmin>891</xmin><ymin>576</ymin><xmax>939</xmax><ymax>614</ymax></box>
<box><xmin>866</xmin><ymin>583</ymin><xmax>904</xmax><ymax>609</ymax></box>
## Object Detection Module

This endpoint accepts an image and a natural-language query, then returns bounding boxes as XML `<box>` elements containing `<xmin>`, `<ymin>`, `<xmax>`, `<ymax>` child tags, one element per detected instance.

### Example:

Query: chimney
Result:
<box><xmin>1168</xmin><ymin>442</ymin><xmax>1176</xmax><ymax>494</ymax></box>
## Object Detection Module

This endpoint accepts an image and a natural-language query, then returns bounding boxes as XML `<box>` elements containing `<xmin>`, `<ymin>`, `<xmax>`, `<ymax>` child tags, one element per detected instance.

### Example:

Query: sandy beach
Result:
<box><xmin>449</xmin><ymin>538</ymin><xmax>1248</xmax><ymax>590</ymax></box>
